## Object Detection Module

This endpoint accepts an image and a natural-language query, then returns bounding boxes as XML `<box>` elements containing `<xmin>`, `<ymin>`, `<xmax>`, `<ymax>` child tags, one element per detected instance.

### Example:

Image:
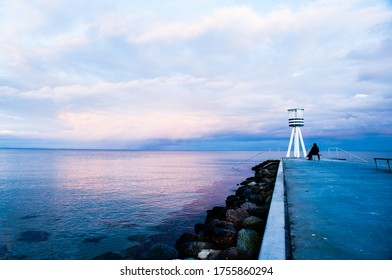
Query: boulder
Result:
<box><xmin>235</xmin><ymin>186</ymin><xmax>251</xmax><ymax>199</ymax></box>
<box><xmin>250</xmin><ymin>186</ymin><xmax>261</xmax><ymax>194</ymax></box>
<box><xmin>246</xmin><ymin>206</ymin><xmax>269</xmax><ymax>220</ymax></box>
<box><xmin>194</xmin><ymin>223</ymin><xmax>205</xmax><ymax>234</ymax></box>
<box><xmin>21</xmin><ymin>215</ymin><xmax>39</xmax><ymax>220</ymax></box>
<box><xmin>178</xmin><ymin>242</ymin><xmax>215</xmax><ymax>259</ymax></box>
<box><xmin>260</xmin><ymin>168</ymin><xmax>272</xmax><ymax>176</ymax></box>
<box><xmin>197</xmin><ymin>249</ymin><xmax>221</xmax><ymax>260</ymax></box>
<box><xmin>205</xmin><ymin>206</ymin><xmax>228</xmax><ymax>223</ymax></box>
<box><xmin>242</xmin><ymin>216</ymin><xmax>265</xmax><ymax>234</ymax></box>
<box><xmin>209</xmin><ymin>221</ymin><xmax>237</xmax><ymax>248</ymax></box>
<box><xmin>127</xmin><ymin>234</ymin><xmax>150</xmax><ymax>243</ymax></box>
<box><xmin>248</xmin><ymin>194</ymin><xmax>264</xmax><ymax>205</ymax></box>
<box><xmin>240</xmin><ymin>202</ymin><xmax>257</xmax><ymax>209</ymax></box>
<box><xmin>265</xmin><ymin>194</ymin><xmax>272</xmax><ymax>204</ymax></box>
<box><xmin>225</xmin><ymin>195</ymin><xmax>243</xmax><ymax>208</ymax></box>
<box><xmin>147</xmin><ymin>243</ymin><xmax>178</xmax><ymax>260</ymax></box>
<box><xmin>236</xmin><ymin>229</ymin><xmax>262</xmax><ymax>258</ymax></box>
<box><xmin>84</xmin><ymin>236</ymin><xmax>106</xmax><ymax>244</ymax></box>
<box><xmin>225</xmin><ymin>208</ymin><xmax>250</xmax><ymax>229</ymax></box>
<box><xmin>0</xmin><ymin>245</ymin><xmax>8</xmax><ymax>258</ymax></box>
<box><xmin>262</xmin><ymin>178</ymin><xmax>274</xmax><ymax>186</ymax></box>
<box><xmin>175</xmin><ymin>232</ymin><xmax>201</xmax><ymax>249</ymax></box>
<box><xmin>204</xmin><ymin>219</ymin><xmax>220</xmax><ymax>237</ymax></box>
<box><xmin>120</xmin><ymin>244</ymin><xmax>143</xmax><ymax>260</ymax></box>
<box><xmin>93</xmin><ymin>251</ymin><xmax>123</xmax><ymax>260</ymax></box>
<box><xmin>217</xmin><ymin>247</ymin><xmax>253</xmax><ymax>260</ymax></box>
<box><xmin>17</xmin><ymin>230</ymin><xmax>50</xmax><ymax>243</ymax></box>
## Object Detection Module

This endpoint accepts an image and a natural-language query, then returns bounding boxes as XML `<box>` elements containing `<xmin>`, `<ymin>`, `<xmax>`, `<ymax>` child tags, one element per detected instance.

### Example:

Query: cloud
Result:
<box><xmin>0</xmin><ymin>0</ymin><xmax>391</xmax><ymax>149</ymax></box>
<box><xmin>0</xmin><ymin>129</ymin><xmax>16</xmax><ymax>135</ymax></box>
<box><xmin>121</xmin><ymin>6</ymin><xmax>267</xmax><ymax>45</ymax></box>
<box><xmin>57</xmin><ymin>110</ymin><xmax>223</xmax><ymax>141</ymax></box>
<box><xmin>12</xmin><ymin>75</ymin><xmax>267</xmax><ymax>140</ymax></box>
<box><xmin>355</xmin><ymin>93</ymin><xmax>368</xmax><ymax>99</ymax></box>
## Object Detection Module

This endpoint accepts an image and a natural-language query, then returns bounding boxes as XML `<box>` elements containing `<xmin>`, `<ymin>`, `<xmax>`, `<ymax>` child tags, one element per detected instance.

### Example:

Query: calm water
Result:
<box><xmin>0</xmin><ymin>149</ymin><xmax>390</xmax><ymax>260</ymax></box>
<box><xmin>0</xmin><ymin>149</ymin><xmax>271</xmax><ymax>260</ymax></box>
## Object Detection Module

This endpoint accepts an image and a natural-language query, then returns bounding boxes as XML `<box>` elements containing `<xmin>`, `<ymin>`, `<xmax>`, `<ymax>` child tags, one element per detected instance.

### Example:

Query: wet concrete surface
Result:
<box><xmin>284</xmin><ymin>158</ymin><xmax>392</xmax><ymax>260</ymax></box>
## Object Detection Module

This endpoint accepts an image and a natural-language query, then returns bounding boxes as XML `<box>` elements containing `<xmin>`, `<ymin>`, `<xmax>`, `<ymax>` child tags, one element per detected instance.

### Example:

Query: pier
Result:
<box><xmin>260</xmin><ymin>158</ymin><xmax>392</xmax><ymax>260</ymax></box>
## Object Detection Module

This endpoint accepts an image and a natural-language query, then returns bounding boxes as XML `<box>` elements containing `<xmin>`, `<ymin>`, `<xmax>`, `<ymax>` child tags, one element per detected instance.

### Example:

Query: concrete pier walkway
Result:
<box><xmin>283</xmin><ymin>158</ymin><xmax>392</xmax><ymax>259</ymax></box>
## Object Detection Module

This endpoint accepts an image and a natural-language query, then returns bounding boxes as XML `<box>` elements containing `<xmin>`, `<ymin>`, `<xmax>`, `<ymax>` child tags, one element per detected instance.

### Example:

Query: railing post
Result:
<box><xmin>327</xmin><ymin>147</ymin><xmax>368</xmax><ymax>162</ymax></box>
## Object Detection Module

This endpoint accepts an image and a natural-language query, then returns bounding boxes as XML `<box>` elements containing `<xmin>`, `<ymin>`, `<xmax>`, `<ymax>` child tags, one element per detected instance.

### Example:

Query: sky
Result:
<box><xmin>0</xmin><ymin>0</ymin><xmax>391</xmax><ymax>151</ymax></box>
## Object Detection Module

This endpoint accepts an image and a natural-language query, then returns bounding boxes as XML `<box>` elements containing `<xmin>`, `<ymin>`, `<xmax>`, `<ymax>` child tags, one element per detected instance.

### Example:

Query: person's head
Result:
<box><xmin>313</xmin><ymin>143</ymin><xmax>317</xmax><ymax>146</ymax></box>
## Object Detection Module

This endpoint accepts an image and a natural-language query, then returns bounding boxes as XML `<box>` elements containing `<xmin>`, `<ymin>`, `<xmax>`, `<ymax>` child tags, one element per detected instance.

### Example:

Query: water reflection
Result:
<box><xmin>0</xmin><ymin>150</ymin><xmax>256</xmax><ymax>259</ymax></box>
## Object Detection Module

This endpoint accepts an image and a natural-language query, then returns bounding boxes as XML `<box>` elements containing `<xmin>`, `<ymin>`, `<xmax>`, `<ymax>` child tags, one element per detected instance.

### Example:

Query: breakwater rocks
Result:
<box><xmin>174</xmin><ymin>159</ymin><xmax>280</xmax><ymax>260</ymax></box>
<box><xmin>92</xmin><ymin>159</ymin><xmax>280</xmax><ymax>260</ymax></box>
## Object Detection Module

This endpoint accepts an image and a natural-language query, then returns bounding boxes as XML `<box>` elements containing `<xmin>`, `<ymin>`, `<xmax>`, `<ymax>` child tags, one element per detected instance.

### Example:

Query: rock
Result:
<box><xmin>225</xmin><ymin>208</ymin><xmax>250</xmax><ymax>229</ymax></box>
<box><xmin>225</xmin><ymin>194</ymin><xmax>237</xmax><ymax>203</ymax></box>
<box><xmin>225</xmin><ymin>195</ymin><xmax>243</xmax><ymax>208</ymax></box>
<box><xmin>265</xmin><ymin>195</ymin><xmax>272</xmax><ymax>204</ymax></box>
<box><xmin>0</xmin><ymin>245</ymin><xmax>8</xmax><ymax>258</ymax></box>
<box><xmin>250</xmin><ymin>186</ymin><xmax>261</xmax><ymax>194</ymax></box>
<box><xmin>262</xmin><ymin>178</ymin><xmax>274</xmax><ymax>186</ymax></box>
<box><xmin>261</xmin><ymin>169</ymin><xmax>272</xmax><ymax>176</ymax></box>
<box><xmin>204</xmin><ymin>219</ymin><xmax>220</xmax><ymax>236</ymax></box>
<box><xmin>239</xmin><ymin>180</ymin><xmax>249</xmax><ymax>186</ymax></box>
<box><xmin>21</xmin><ymin>215</ymin><xmax>39</xmax><ymax>220</ymax></box>
<box><xmin>147</xmin><ymin>243</ymin><xmax>178</xmax><ymax>260</ymax></box>
<box><xmin>120</xmin><ymin>244</ymin><xmax>142</xmax><ymax>260</ymax></box>
<box><xmin>127</xmin><ymin>234</ymin><xmax>151</xmax><ymax>243</ymax></box>
<box><xmin>17</xmin><ymin>230</ymin><xmax>50</xmax><ymax>243</ymax></box>
<box><xmin>197</xmin><ymin>249</ymin><xmax>221</xmax><ymax>260</ymax></box>
<box><xmin>226</xmin><ymin>195</ymin><xmax>245</xmax><ymax>209</ymax></box>
<box><xmin>217</xmin><ymin>247</ymin><xmax>253</xmax><ymax>260</ymax></box>
<box><xmin>205</xmin><ymin>206</ymin><xmax>228</xmax><ymax>223</ymax></box>
<box><xmin>208</xmin><ymin>221</ymin><xmax>237</xmax><ymax>248</ymax></box>
<box><xmin>247</xmin><ymin>181</ymin><xmax>257</xmax><ymax>186</ymax></box>
<box><xmin>2</xmin><ymin>253</ymin><xmax>27</xmax><ymax>260</ymax></box>
<box><xmin>242</xmin><ymin>216</ymin><xmax>265</xmax><ymax>234</ymax></box>
<box><xmin>178</xmin><ymin>242</ymin><xmax>215</xmax><ymax>259</ymax></box>
<box><xmin>240</xmin><ymin>202</ymin><xmax>257</xmax><ymax>209</ymax></box>
<box><xmin>93</xmin><ymin>251</ymin><xmax>123</xmax><ymax>260</ymax></box>
<box><xmin>175</xmin><ymin>232</ymin><xmax>201</xmax><ymax>250</ymax></box>
<box><xmin>84</xmin><ymin>236</ymin><xmax>106</xmax><ymax>244</ymax></box>
<box><xmin>258</xmin><ymin>182</ymin><xmax>269</xmax><ymax>189</ymax></box>
<box><xmin>235</xmin><ymin>186</ymin><xmax>251</xmax><ymax>199</ymax></box>
<box><xmin>246</xmin><ymin>206</ymin><xmax>269</xmax><ymax>219</ymax></box>
<box><xmin>194</xmin><ymin>223</ymin><xmax>205</xmax><ymax>234</ymax></box>
<box><xmin>248</xmin><ymin>194</ymin><xmax>263</xmax><ymax>205</ymax></box>
<box><xmin>237</xmin><ymin>229</ymin><xmax>262</xmax><ymax>258</ymax></box>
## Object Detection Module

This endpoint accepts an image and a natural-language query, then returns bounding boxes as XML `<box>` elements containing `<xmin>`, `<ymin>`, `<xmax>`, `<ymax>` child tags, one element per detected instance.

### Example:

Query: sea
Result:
<box><xmin>0</xmin><ymin>149</ymin><xmax>390</xmax><ymax>260</ymax></box>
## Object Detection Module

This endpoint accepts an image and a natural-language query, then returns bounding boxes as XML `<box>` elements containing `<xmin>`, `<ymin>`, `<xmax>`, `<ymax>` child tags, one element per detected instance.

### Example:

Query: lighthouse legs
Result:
<box><xmin>286</xmin><ymin>128</ymin><xmax>295</xmax><ymax>157</ymax></box>
<box><xmin>286</xmin><ymin>127</ymin><xmax>307</xmax><ymax>158</ymax></box>
<box><xmin>298</xmin><ymin>128</ymin><xmax>307</xmax><ymax>157</ymax></box>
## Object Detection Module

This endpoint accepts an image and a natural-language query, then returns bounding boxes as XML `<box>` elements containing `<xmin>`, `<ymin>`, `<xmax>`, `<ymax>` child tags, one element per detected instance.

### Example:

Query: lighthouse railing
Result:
<box><xmin>327</xmin><ymin>147</ymin><xmax>368</xmax><ymax>162</ymax></box>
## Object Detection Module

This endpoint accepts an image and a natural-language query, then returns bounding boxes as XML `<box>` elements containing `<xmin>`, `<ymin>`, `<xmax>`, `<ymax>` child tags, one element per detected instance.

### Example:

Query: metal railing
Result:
<box><xmin>327</xmin><ymin>147</ymin><xmax>368</xmax><ymax>162</ymax></box>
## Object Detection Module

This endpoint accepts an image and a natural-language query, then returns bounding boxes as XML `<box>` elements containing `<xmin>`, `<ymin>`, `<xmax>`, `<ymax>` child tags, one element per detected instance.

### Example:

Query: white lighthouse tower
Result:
<box><xmin>286</xmin><ymin>108</ymin><xmax>307</xmax><ymax>158</ymax></box>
